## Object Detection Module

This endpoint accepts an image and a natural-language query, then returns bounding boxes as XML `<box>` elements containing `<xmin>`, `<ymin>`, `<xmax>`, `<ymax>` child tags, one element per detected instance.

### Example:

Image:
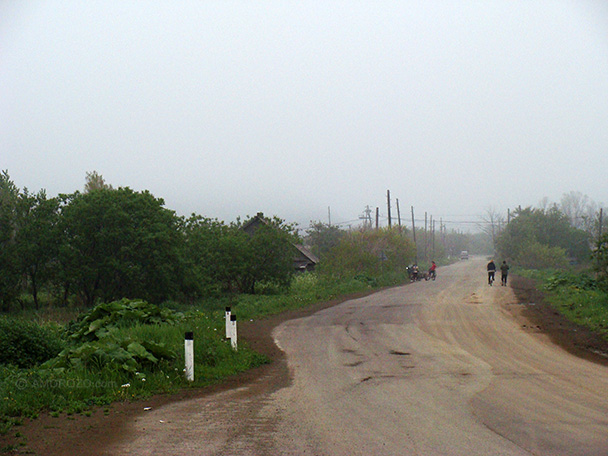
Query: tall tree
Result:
<box><xmin>57</xmin><ymin>188</ymin><xmax>182</xmax><ymax>306</ymax></box>
<box><xmin>305</xmin><ymin>222</ymin><xmax>345</xmax><ymax>260</ymax></box>
<box><xmin>84</xmin><ymin>171</ymin><xmax>112</xmax><ymax>193</ymax></box>
<box><xmin>592</xmin><ymin>233</ymin><xmax>608</xmax><ymax>286</ymax></box>
<box><xmin>14</xmin><ymin>190</ymin><xmax>61</xmax><ymax>308</ymax></box>
<box><xmin>180</xmin><ymin>216</ymin><xmax>245</xmax><ymax>297</ymax></box>
<box><xmin>0</xmin><ymin>171</ymin><xmax>20</xmax><ymax>311</ymax></box>
<box><xmin>234</xmin><ymin>216</ymin><xmax>298</xmax><ymax>294</ymax></box>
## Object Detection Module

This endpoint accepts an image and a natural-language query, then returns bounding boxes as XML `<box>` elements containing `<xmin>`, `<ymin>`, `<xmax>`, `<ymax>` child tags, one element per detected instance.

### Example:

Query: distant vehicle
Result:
<box><xmin>460</xmin><ymin>251</ymin><xmax>469</xmax><ymax>260</ymax></box>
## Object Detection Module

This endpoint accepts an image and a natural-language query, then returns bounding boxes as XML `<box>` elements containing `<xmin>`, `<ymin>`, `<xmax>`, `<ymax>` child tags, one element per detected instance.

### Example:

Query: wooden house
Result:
<box><xmin>242</xmin><ymin>213</ymin><xmax>319</xmax><ymax>272</ymax></box>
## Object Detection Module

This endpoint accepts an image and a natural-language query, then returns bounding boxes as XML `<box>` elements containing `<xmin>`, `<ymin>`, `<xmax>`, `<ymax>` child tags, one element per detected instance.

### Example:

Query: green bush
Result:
<box><xmin>512</xmin><ymin>240</ymin><xmax>569</xmax><ymax>270</ymax></box>
<box><xmin>545</xmin><ymin>271</ymin><xmax>600</xmax><ymax>291</ymax></box>
<box><xmin>319</xmin><ymin>228</ymin><xmax>415</xmax><ymax>279</ymax></box>
<box><xmin>66</xmin><ymin>298</ymin><xmax>182</xmax><ymax>343</ymax></box>
<box><xmin>0</xmin><ymin>318</ymin><xmax>65</xmax><ymax>368</ymax></box>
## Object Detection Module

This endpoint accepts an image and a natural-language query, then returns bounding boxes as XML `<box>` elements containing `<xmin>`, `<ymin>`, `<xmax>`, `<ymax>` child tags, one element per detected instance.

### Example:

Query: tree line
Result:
<box><xmin>7</xmin><ymin>169</ymin><xmax>602</xmax><ymax>313</ymax></box>
<box><xmin>0</xmin><ymin>171</ymin><xmax>299</xmax><ymax>311</ymax></box>
<box><xmin>1</xmin><ymin>171</ymin><xmax>424</xmax><ymax>313</ymax></box>
<box><xmin>493</xmin><ymin>204</ymin><xmax>607</xmax><ymax>286</ymax></box>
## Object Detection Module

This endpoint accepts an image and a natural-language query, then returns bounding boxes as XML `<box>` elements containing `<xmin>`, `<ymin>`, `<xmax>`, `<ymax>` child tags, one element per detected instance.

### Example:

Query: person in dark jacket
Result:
<box><xmin>487</xmin><ymin>260</ymin><xmax>496</xmax><ymax>286</ymax></box>
<box><xmin>500</xmin><ymin>260</ymin><xmax>510</xmax><ymax>286</ymax></box>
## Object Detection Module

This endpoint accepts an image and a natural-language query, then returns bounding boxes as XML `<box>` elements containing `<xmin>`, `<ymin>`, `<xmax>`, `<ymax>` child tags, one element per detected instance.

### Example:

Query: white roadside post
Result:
<box><xmin>185</xmin><ymin>331</ymin><xmax>194</xmax><ymax>382</ymax></box>
<box><xmin>230</xmin><ymin>315</ymin><xmax>237</xmax><ymax>351</ymax></box>
<box><xmin>225</xmin><ymin>306</ymin><xmax>231</xmax><ymax>340</ymax></box>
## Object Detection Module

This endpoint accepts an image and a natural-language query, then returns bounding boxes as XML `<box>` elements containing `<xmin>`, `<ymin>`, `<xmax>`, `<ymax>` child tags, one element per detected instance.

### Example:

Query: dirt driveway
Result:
<box><xmin>6</xmin><ymin>259</ymin><xmax>608</xmax><ymax>455</ymax></box>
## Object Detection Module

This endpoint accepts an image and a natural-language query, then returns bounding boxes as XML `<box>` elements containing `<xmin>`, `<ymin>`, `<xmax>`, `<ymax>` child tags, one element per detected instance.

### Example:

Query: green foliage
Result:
<box><xmin>319</xmin><ymin>228</ymin><xmax>416</xmax><ymax>280</ymax></box>
<box><xmin>516</xmin><ymin>268</ymin><xmax>608</xmax><ymax>340</ymax></box>
<box><xmin>235</xmin><ymin>215</ymin><xmax>299</xmax><ymax>294</ymax></box>
<box><xmin>0</xmin><ymin>171</ymin><xmax>20</xmax><ymax>312</ymax></box>
<box><xmin>528</xmin><ymin>269</ymin><xmax>608</xmax><ymax>338</ymax></box>
<box><xmin>0</xmin><ymin>307</ymin><xmax>267</xmax><ymax>434</ymax></box>
<box><xmin>180</xmin><ymin>216</ymin><xmax>237</xmax><ymax>297</ymax></box>
<box><xmin>592</xmin><ymin>233</ymin><xmax>608</xmax><ymax>287</ymax></box>
<box><xmin>41</xmin><ymin>299</ymin><xmax>182</xmax><ymax>374</ymax></box>
<box><xmin>496</xmin><ymin>206</ymin><xmax>591</xmax><ymax>268</ymax></box>
<box><xmin>544</xmin><ymin>271</ymin><xmax>600</xmax><ymax>291</ymax></box>
<box><xmin>66</xmin><ymin>298</ymin><xmax>182</xmax><ymax>343</ymax></box>
<box><xmin>183</xmin><ymin>214</ymin><xmax>298</xmax><ymax>295</ymax></box>
<box><xmin>0</xmin><ymin>256</ymin><xmax>407</xmax><ymax>434</ymax></box>
<box><xmin>511</xmin><ymin>240</ymin><xmax>569</xmax><ymax>270</ymax></box>
<box><xmin>305</xmin><ymin>222</ymin><xmax>345</xmax><ymax>260</ymax></box>
<box><xmin>14</xmin><ymin>190</ymin><xmax>61</xmax><ymax>309</ymax></box>
<box><xmin>0</xmin><ymin>318</ymin><xmax>65</xmax><ymax>368</ymax></box>
<box><xmin>57</xmin><ymin>188</ymin><xmax>183</xmax><ymax>306</ymax></box>
<box><xmin>43</xmin><ymin>338</ymin><xmax>174</xmax><ymax>374</ymax></box>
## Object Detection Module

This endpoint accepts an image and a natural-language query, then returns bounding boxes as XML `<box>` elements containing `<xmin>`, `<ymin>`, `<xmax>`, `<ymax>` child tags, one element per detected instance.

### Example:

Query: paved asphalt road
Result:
<box><xmin>110</xmin><ymin>258</ymin><xmax>608</xmax><ymax>455</ymax></box>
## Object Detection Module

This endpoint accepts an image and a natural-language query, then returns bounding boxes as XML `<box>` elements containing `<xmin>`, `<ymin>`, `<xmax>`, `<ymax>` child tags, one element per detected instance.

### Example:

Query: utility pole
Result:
<box><xmin>424</xmin><ymin>212</ymin><xmax>428</xmax><ymax>262</ymax></box>
<box><xmin>376</xmin><ymin>207</ymin><xmax>379</xmax><ymax>230</ymax></box>
<box><xmin>432</xmin><ymin>219</ymin><xmax>436</xmax><ymax>260</ymax></box>
<box><xmin>429</xmin><ymin>215</ymin><xmax>433</xmax><ymax>262</ymax></box>
<box><xmin>387</xmin><ymin>190</ymin><xmax>392</xmax><ymax>228</ymax></box>
<box><xmin>411</xmin><ymin>206</ymin><xmax>417</xmax><ymax>263</ymax></box>
<box><xmin>396</xmin><ymin>198</ymin><xmax>402</xmax><ymax>230</ymax></box>
<box><xmin>441</xmin><ymin>218</ymin><xmax>446</xmax><ymax>253</ymax></box>
<box><xmin>360</xmin><ymin>205</ymin><xmax>373</xmax><ymax>229</ymax></box>
<box><xmin>507</xmin><ymin>208</ymin><xmax>511</xmax><ymax>224</ymax></box>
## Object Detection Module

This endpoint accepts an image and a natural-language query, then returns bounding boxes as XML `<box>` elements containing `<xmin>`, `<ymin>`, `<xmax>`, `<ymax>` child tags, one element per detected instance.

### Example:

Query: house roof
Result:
<box><xmin>241</xmin><ymin>213</ymin><xmax>320</xmax><ymax>266</ymax></box>
<box><xmin>294</xmin><ymin>244</ymin><xmax>319</xmax><ymax>264</ymax></box>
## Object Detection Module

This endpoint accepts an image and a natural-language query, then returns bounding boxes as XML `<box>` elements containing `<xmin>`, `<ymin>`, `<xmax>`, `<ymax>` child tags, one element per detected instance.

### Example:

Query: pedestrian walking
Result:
<box><xmin>500</xmin><ymin>260</ymin><xmax>510</xmax><ymax>286</ymax></box>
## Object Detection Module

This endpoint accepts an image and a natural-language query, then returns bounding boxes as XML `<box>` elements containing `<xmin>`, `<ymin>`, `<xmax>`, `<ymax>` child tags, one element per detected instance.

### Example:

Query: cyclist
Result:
<box><xmin>487</xmin><ymin>260</ymin><xmax>496</xmax><ymax>286</ymax></box>
<box><xmin>410</xmin><ymin>264</ymin><xmax>419</xmax><ymax>282</ymax></box>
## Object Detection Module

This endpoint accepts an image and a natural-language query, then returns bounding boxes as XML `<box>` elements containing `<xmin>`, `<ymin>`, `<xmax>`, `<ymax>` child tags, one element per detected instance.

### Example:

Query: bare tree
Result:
<box><xmin>479</xmin><ymin>207</ymin><xmax>505</xmax><ymax>254</ymax></box>
<box><xmin>560</xmin><ymin>191</ymin><xmax>599</xmax><ymax>234</ymax></box>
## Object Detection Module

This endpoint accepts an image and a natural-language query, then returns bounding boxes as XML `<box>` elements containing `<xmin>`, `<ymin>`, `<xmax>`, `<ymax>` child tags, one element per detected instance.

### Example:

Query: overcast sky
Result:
<box><xmin>2</xmin><ymin>1</ymin><xmax>607</xmax><ymax>232</ymax></box>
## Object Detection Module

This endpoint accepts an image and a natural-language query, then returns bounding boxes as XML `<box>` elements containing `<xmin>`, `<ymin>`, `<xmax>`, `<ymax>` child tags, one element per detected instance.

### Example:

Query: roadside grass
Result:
<box><xmin>0</xmin><ymin>311</ymin><xmax>266</xmax><ymax>435</ymax></box>
<box><xmin>1</xmin><ymin>271</ymin><xmax>407</xmax><ymax>435</ymax></box>
<box><xmin>516</xmin><ymin>268</ymin><xmax>608</xmax><ymax>339</ymax></box>
<box><xmin>231</xmin><ymin>274</ymin><xmax>373</xmax><ymax>320</ymax></box>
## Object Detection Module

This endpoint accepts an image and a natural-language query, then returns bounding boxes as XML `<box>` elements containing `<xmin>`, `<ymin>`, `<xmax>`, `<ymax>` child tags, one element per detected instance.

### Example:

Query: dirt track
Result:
<box><xmin>7</xmin><ymin>258</ymin><xmax>608</xmax><ymax>455</ymax></box>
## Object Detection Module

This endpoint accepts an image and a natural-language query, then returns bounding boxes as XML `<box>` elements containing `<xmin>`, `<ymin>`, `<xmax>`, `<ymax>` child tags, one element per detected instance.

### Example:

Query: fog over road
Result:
<box><xmin>110</xmin><ymin>259</ymin><xmax>608</xmax><ymax>455</ymax></box>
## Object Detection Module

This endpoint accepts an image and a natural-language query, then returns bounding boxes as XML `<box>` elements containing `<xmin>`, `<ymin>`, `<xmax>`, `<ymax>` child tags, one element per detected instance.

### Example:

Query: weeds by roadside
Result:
<box><xmin>0</xmin><ymin>271</ymin><xmax>407</xmax><ymax>435</ymax></box>
<box><xmin>516</xmin><ymin>268</ymin><xmax>608</xmax><ymax>339</ymax></box>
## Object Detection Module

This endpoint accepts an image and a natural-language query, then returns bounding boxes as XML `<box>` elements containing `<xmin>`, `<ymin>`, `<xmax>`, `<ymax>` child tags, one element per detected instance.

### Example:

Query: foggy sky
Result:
<box><xmin>2</xmin><ymin>1</ymin><xmax>607</xmax><ymax>232</ymax></box>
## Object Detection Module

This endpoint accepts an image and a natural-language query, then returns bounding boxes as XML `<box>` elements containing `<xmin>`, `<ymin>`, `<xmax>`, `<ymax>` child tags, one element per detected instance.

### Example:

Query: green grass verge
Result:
<box><xmin>517</xmin><ymin>268</ymin><xmax>608</xmax><ymax>339</ymax></box>
<box><xmin>0</xmin><ymin>311</ymin><xmax>266</xmax><ymax>434</ymax></box>
<box><xmin>1</xmin><ymin>271</ymin><xmax>407</xmax><ymax>434</ymax></box>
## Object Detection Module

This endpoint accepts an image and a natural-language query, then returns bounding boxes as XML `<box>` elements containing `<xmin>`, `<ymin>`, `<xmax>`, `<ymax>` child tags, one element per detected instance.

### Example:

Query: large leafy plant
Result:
<box><xmin>44</xmin><ymin>299</ymin><xmax>180</xmax><ymax>374</ymax></box>
<box><xmin>67</xmin><ymin>298</ymin><xmax>182</xmax><ymax>342</ymax></box>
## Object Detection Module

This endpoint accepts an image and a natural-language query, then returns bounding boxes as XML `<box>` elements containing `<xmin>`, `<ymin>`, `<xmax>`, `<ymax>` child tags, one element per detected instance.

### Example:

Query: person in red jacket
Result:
<box><xmin>428</xmin><ymin>261</ymin><xmax>437</xmax><ymax>280</ymax></box>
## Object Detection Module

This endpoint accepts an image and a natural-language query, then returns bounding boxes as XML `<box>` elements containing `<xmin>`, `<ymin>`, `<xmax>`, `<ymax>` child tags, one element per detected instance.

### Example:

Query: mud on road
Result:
<box><xmin>3</xmin><ymin>269</ymin><xmax>608</xmax><ymax>455</ymax></box>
